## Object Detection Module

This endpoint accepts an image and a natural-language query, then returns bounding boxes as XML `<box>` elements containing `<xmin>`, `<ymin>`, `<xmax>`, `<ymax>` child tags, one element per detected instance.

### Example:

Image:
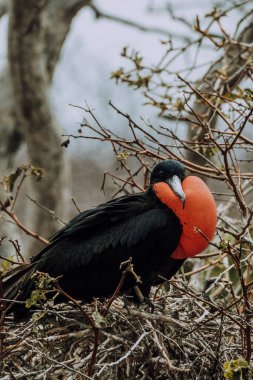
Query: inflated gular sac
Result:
<box><xmin>153</xmin><ymin>176</ymin><xmax>217</xmax><ymax>259</ymax></box>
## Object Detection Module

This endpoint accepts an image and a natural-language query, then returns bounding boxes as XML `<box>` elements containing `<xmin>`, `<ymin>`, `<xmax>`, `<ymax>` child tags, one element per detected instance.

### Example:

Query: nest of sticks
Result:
<box><xmin>1</xmin><ymin>279</ymin><xmax>252</xmax><ymax>380</ymax></box>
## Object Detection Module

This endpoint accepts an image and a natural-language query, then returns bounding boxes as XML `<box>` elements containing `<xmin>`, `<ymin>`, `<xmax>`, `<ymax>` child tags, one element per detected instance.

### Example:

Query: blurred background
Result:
<box><xmin>0</xmin><ymin>0</ymin><xmax>252</xmax><ymax>255</ymax></box>
<box><xmin>1</xmin><ymin>3</ymin><xmax>253</xmax><ymax>375</ymax></box>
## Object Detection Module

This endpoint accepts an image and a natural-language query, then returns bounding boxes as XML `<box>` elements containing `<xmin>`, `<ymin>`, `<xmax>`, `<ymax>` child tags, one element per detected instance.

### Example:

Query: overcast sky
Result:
<box><xmin>50</xmin><ymin>0</ymin><xmax>215</xmax><ymax>156</ymax></box>
<box><xmin>0</xmin><ymin>0</ymin><xmax>242</xmax><ymax>161</ymax></box>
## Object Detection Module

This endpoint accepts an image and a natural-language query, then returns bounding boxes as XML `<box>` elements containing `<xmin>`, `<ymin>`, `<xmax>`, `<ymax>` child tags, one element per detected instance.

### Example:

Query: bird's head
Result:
<box><xmin>150</xmin><ymin>160</ymin><xmax>186</xmax><ymax>207</ymax></box>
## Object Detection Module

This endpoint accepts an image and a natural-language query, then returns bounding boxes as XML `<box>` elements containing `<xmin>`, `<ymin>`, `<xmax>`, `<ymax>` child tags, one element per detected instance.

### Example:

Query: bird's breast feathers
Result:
<box><xmin>153</xmin><ymin>176</ymin><xmax>217</xmax><ymax>259</ymax></box>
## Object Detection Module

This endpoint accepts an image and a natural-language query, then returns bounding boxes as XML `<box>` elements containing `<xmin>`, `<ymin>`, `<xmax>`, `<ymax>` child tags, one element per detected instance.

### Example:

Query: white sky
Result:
<box><xmin>0</xmin><ymin>0</ymin><xmax>245</xmax><ymax>162</ymax></box>
<box><xmin>50</xmin><ymin>1</ymin><xmax>209</xmax><ymax>157</ymax></box>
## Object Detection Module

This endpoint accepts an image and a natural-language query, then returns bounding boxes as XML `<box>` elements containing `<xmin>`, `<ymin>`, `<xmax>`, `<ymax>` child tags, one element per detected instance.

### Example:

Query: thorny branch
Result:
<box><xmin>1</xmin><ymin>1</ymin><xmax>253</xmax><ymax>378</ymax></box>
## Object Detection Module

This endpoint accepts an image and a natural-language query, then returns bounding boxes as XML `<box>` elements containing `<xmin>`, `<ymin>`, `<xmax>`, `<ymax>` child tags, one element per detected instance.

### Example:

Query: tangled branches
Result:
<box><xmin>1</xmin><ymin>1</ymin><xmax>253</xmax><ymax>378</ymax></box>
<box><xmin>1</xmin><ymin>282</ymin><xmax>251</xmax><ymax>380</ymax></box>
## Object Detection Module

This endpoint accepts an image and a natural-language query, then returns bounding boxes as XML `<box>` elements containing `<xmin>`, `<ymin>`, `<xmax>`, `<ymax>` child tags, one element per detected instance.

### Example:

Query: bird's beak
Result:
<box><xmin>165</xmin><ymin>175</ymin><xmax>186</xmax><ymax>208</ymax></box>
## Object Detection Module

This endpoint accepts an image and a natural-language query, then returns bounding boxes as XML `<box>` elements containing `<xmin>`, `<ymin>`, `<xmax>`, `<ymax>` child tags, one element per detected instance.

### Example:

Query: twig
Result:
<box><xmin>0</xmin><ymin>202</ymin><xmax>48</xmax><ymax>245</ymax></box>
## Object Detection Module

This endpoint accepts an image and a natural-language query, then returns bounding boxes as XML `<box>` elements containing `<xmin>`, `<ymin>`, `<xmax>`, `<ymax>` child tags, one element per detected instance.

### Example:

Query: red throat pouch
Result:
<box><xmin>153</xmin><ymin>176</ymin><xmax>217</xmax><ymax>259</ymax></box>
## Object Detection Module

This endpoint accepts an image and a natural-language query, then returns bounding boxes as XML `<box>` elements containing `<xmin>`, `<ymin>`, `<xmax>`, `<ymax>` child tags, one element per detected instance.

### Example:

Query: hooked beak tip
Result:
<box><xmin>166</xmin><ymin>175</ymin><xmax>186</xmax><ymax>209</ymax></box>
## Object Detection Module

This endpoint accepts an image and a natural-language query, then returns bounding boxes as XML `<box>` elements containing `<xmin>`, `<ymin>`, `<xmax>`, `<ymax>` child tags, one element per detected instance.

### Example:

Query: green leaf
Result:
<box><xmin>0</xmin><ymin>259</ymin><xmax>12</xmax><ymax>272</ymax></box>
<box><xmin>1</xmin><ymin>167</ymin><xmax>22</xmax><ymax>192</ymax></box>
<box><xmin>223</xmin><ymin>358</ymin><xmax>250</xmax><ymax>380</ymax></box>
<box><xmin>92</xmin><ymin>309</ymin><xmax>109</xmax><ymax>328</ymax></box>
<box><xmin>116</xmin><ymin>150</ymin><xmax>130</xmax><ymax>163</ymax></box>
<box><xmin>25</xmin><ymin>289</ymin><xmax>47</xmax><ymax>309</ymax></box>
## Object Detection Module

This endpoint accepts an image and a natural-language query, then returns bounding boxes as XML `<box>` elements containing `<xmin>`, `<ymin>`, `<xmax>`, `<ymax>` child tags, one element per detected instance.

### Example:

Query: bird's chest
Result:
<box><xmin>153</xmin><ymin>178</ymin><xmax>216</xmax><ymax>259</ymax></box>
<box><xmin>133</xmin><ymin>212</ymin><xmax>182</xmax><ymax>273</ymax></box>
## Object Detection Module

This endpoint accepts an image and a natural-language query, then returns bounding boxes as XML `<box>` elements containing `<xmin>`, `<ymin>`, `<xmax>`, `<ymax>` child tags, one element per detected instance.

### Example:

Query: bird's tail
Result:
<box><xmin>2</xmin><ymin>263</ymin><xmax>37</xmax><ymax>314</ymax></box>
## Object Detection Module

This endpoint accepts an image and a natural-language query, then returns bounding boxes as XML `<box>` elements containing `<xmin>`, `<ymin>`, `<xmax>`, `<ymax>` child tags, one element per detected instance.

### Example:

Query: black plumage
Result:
<box><xmin>3</xmin><ymin>160</ymin><xmax>186</xmax><ymax>315</ymax></box>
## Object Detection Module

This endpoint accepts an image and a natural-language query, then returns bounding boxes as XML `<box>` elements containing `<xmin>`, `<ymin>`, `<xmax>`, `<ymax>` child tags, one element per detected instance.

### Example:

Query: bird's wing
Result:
<box><xmin>3</xmin><ymin>190</ymin><xmax>182</xmax><ymax>308</ymax></box>
<box><xmin>49</xmin><ymin>191</ymin><xmax>153</xmax><ymax>243</ymax></box>
<box><xmin>32</xmin><ymin>190</ymin><xmax>181</xmax><ymax>271</ymax></box>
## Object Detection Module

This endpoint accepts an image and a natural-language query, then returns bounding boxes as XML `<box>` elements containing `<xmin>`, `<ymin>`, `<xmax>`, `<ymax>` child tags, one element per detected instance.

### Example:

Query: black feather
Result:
<box><xmin>3</xmin><ymin>161</ymin><xmax>187</xmax><ymax>317</ymax></box>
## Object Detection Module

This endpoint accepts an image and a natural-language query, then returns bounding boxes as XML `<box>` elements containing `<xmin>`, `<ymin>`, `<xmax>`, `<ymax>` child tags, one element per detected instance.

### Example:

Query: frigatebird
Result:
<box><xmin>3</xmin><ymin>160</ymin><xmax>216</xmax><ymax>315</ymax></box>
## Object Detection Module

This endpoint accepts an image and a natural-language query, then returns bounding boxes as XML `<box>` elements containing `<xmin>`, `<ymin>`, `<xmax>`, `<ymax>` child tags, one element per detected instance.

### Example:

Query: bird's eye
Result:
<box><xmin>158</xmin><ymin>170</ymin><xmax>164</xmax><ymax>177</ymax></box>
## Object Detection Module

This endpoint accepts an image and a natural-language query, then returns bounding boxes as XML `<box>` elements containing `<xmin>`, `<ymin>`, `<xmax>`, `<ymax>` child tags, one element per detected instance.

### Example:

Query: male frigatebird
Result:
<box><xmin>3</xmin><ymin>160</ymin><xmax>216</xmax><ymax>315</ymax></box>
